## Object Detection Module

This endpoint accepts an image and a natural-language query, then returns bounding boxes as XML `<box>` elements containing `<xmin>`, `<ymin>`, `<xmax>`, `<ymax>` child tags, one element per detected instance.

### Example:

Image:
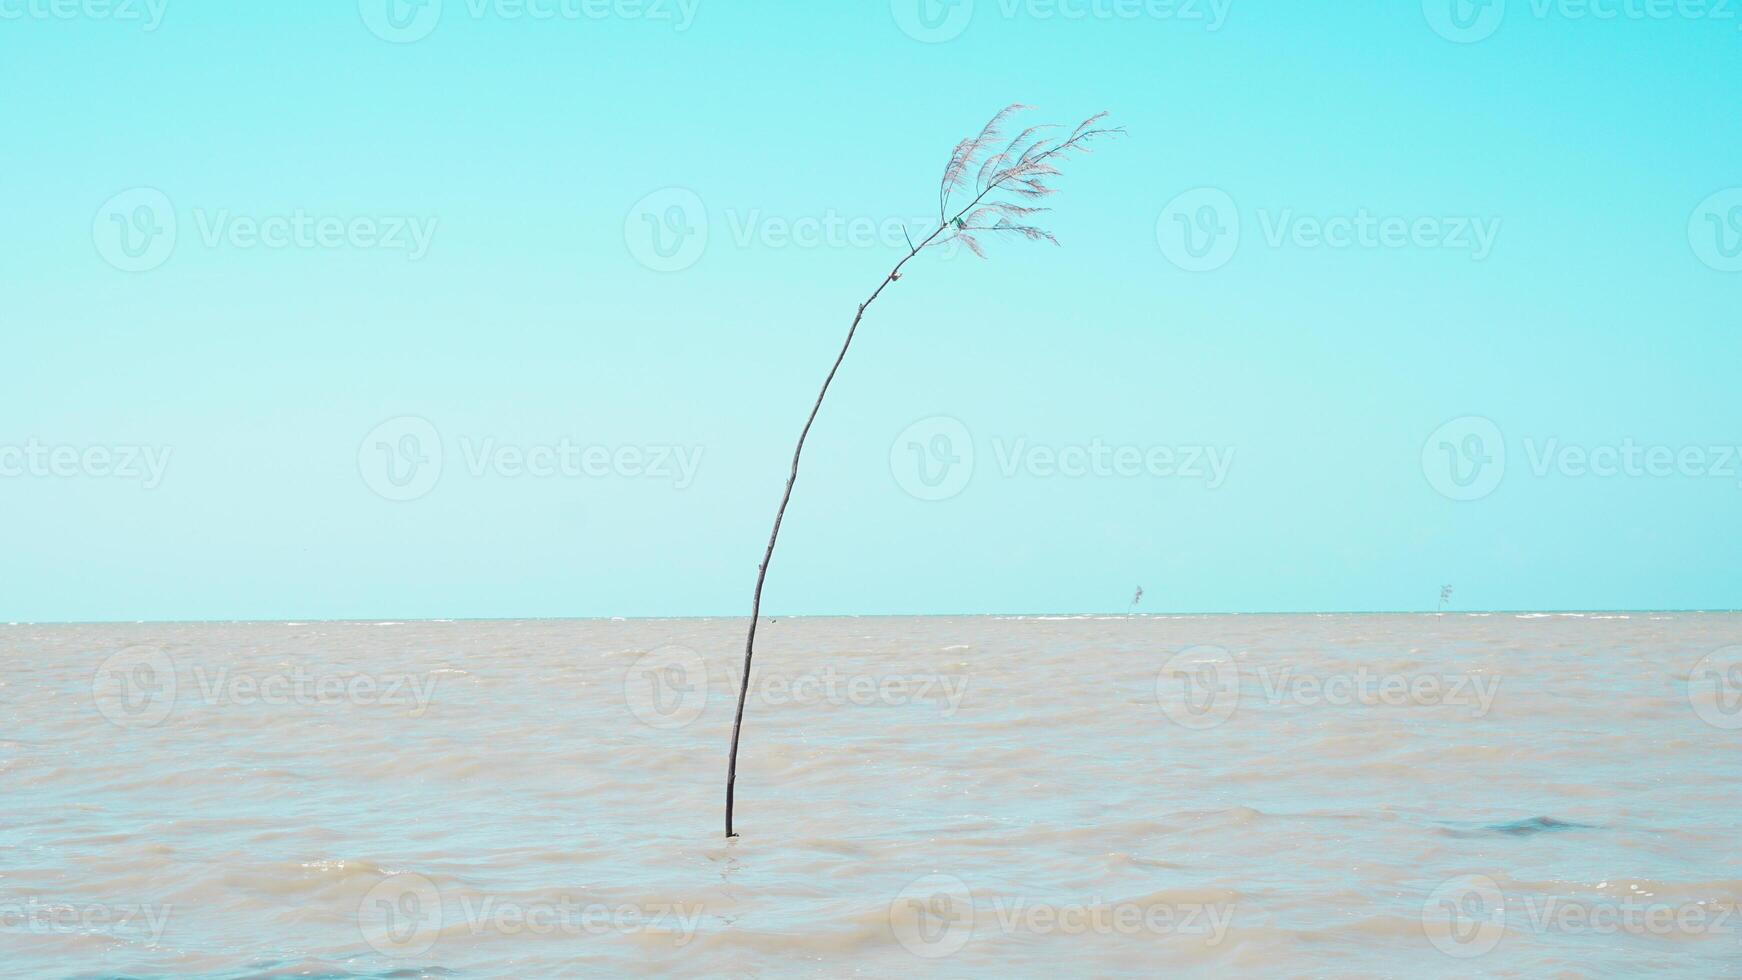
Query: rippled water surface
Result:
<box><xmin>4</xmin><ymin>614</ymin><xmax>1740</xmax><ymax>977</ymax></box>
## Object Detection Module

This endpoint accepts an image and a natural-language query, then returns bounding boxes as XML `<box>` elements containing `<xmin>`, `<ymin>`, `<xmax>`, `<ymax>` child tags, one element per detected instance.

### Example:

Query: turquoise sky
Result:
<box><xmin>3</xmin><ymin>1</ymin><xmax>1738</xmax><ymax>621</ymax></box>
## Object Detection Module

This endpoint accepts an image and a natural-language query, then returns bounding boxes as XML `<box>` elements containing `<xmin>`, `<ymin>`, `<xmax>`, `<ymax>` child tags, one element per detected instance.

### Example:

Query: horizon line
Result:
<box><xmin>3</xmin><ymin>608</ymin><xmax>1738</xmax><ymax>628</ymax></box>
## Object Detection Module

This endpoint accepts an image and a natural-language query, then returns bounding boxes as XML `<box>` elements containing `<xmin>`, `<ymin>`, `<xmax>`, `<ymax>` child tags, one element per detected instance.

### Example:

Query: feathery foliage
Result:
<box><xmin>935</xmin><ymin>105</ymin><xmax>1122</xmax><ymax>258</ymax></box>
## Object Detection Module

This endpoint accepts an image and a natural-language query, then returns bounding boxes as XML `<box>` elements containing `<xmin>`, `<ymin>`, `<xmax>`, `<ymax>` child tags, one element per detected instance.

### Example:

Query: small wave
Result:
<box><xmin>1438</xmin><ymin>816</ymin><xmax>1597</xmax><ymax>838</ymax></box>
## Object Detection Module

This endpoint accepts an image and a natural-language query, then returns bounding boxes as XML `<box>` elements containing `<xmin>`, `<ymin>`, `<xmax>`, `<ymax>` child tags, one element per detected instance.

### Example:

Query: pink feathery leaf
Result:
<box><xmin>979</xmin><ymin>123</ymin><xmax>1058</xmax><ymax>189</ymax></box>
<box><xmin>1070</xmin><ymin>111</ymin><xmax>1110</xmax><ymax>140</ymax></box>
<box><xmin>940</xmin><ymin>137</ymin><xmax>975</xmax><ymax>194</ymax></box>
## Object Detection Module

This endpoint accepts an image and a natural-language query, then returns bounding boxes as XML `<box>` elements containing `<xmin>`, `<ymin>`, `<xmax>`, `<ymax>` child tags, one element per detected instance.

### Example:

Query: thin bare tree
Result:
<box><xmin>725</xmin><ymin>105</ymin><xmax>1122</xmax><ymax>838</ymax></box>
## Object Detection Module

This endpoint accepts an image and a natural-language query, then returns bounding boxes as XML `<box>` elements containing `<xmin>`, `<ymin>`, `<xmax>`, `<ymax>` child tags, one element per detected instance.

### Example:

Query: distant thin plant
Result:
<box><xmin>1128</xmin><ymin>585</ymin><xmax>1144</xmax><ymax>618</ymax></box>
<box><xmin>725</xmin><ymin>105</ymin><xmax>1122</xmax><ymax>838</ymax></box>
<box><xmin>1439</xmin><ymin>584</ymin><xmax>1454</xmax><ymax>614</ymax></box>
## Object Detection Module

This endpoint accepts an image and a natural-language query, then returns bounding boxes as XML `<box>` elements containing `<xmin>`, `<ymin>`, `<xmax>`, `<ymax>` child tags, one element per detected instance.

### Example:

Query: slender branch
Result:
<box><xmin>725</xmin><ymin>226</ymin><xmax>944</xmax><ymax>838</ymax></box>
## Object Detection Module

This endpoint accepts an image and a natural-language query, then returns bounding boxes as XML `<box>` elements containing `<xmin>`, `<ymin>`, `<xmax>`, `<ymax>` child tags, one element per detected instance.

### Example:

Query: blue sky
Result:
<box><xmin>2</xmin><ymin>1</ymin><xmax>1738</xmax><ymax>621</ymax></box>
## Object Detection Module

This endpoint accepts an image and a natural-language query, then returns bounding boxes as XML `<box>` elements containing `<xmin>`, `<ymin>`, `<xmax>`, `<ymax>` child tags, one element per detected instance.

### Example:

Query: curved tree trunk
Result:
<box><xmin>724</xmin><ymin>240</ymin><xmax>935</xmax><ymax>838</ymax></box>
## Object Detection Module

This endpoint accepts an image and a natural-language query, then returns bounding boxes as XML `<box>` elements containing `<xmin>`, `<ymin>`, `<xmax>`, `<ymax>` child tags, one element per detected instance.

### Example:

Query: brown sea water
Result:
<box><xmin>3</xmin><ymin>614</ymin><xmax>1740</xmax><ymax>977</ymax></box>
